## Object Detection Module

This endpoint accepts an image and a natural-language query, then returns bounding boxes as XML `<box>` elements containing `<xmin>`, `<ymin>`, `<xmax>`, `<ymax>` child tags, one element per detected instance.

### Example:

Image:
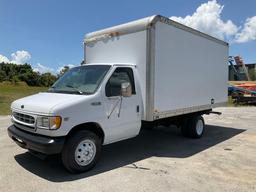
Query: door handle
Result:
<box><xmin>107</xmin><ymin>96</ymin><xmax>120</xmax><ymax>100</ymax></box>
<box><xmin>91</xmin><ymin>102</ymin><xmax>101</xmax><ymax>106</ymax></box>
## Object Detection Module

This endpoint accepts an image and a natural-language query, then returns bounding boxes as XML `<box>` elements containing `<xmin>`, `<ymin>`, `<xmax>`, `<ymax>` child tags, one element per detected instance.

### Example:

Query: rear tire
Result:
<box><xmin>181</xmin><ymin>115</ymin><xmax>205</xmax><ymax>138</ymax></box>
<box><xmin>61</xmin><ymin>130</ymin><xmax>101</xmax><ymax>173</ymax></box>
<box><xmin>180</xmin><ymin>118</ymin><xmax>189</xmax><ymax>137</ymax></box>
<box><xmin>187</xmin><ymin>115</ymin><xmax>205</xmax><ymax>138</ymax></box>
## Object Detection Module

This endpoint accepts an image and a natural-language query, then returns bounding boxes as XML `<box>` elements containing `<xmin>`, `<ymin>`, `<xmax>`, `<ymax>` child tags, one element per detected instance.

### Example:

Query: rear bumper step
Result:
<box><xmin>209</xmin><ymin>111</ymin><xmax>222</xmax><ymax>115</ymax></box>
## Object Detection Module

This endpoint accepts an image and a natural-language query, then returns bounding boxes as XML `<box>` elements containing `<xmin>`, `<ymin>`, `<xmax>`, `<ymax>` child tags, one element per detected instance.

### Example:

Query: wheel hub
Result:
<box><xmin>196</xmin><ymin>119</ymin><xmax>204</xmax><ymax>135</ymax></box>
<box><xmin>75</xmin><ymin>139</ymin><xmax>96</xmax><ymax>166</ymax></box>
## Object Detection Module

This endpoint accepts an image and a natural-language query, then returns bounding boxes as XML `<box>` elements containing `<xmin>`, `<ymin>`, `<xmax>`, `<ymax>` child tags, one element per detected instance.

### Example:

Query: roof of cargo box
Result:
<box><xmin>84</xmin><ymin>15</ymin><xmax>228</xmax><ymax>46</ymax></box>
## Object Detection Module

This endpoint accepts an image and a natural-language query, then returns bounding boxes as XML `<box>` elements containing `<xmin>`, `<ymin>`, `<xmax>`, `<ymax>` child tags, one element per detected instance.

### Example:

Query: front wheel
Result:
<box><xmin>61</xmin><ymin>130</ymin><xmax>101</xmax><ymax>173</ymax></box>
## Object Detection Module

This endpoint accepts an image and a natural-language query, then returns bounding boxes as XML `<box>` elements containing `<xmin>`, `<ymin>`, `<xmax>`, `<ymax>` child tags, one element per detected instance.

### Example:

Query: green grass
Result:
<box><xmin>0</xmin><ymin>82</ymin><xmax>47</xmax><ymax>115</ymax></box>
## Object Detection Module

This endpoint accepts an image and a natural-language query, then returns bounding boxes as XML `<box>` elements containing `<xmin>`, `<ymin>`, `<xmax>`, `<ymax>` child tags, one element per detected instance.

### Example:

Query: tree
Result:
<box><xmin>248</xmin><ymin>69</ymin><xmax>256</xmax><ymax>81</ymax></box>
<box><xmin>0</xmin><ymin>62</ymin><xmax>58</xmax><ymax>86</ymax></box>
<box><xmin>58</xmin><ymin>66</ymin><xmax>70</xmax><ymax>77</ymax></box>
<box><xmin>0</xmin><ymin>70</ymin><xmax>6</xmax><ymax>82</ymax></box>
<box><xmin>80</xmin><ymin>60</ymin><xmax>86</xmax><ymax>65</ymax></box>
<box><xmin>39</xmin><ymin>73</ymin><xmax>57</xmax><ymax>87</ymax></box>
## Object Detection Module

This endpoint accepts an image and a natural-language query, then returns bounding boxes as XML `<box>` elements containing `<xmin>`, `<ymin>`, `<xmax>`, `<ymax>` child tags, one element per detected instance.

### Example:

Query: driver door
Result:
<box><xmin>103</xmin><ymin>67</ymin><xmax>141</xmax><ymax>143</ymax></box>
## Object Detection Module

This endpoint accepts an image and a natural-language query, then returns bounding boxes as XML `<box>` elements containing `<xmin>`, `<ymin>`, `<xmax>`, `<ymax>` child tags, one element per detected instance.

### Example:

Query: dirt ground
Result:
<box><xmin>0</xmin><ymin>107</ymin><xmax>256</xmax><ymax>192</ymax></box>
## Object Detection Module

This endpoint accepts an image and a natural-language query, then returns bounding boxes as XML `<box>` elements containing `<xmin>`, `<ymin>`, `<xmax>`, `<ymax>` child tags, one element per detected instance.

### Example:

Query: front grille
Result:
<box><xmin>14</xmin><ymin>121</ymin><xmax>35</xmax><ymax>130</ymax></box>
<box><xmin>13</xmin><ymin>112</ymin><xmax>35</xmax><ymax>125</ymax></box>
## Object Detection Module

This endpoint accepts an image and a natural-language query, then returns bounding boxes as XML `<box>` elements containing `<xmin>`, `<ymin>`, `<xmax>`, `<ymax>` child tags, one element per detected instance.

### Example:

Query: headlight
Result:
<box><xmin>37</xmin><ymin>116</ymin><xmax>62</xmax><ymax>130</ymax></box>
<box><xmin>49</xmin><ymin>116</ymin><xmax>62</xmax><ymax>129</ymax></box>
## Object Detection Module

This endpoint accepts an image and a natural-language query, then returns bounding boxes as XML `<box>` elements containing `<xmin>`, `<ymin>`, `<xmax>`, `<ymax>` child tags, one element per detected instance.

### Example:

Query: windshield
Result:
<box><xmin>48</xmin><ymin>65</ymin><xmax>111</xmax><ymax>94</ymax></box>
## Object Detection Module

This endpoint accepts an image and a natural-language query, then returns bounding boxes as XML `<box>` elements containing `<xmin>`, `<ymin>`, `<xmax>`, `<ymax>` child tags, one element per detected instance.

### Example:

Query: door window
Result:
<box><xmin>105</xmin><ymin>67</ymin><xmax>136</xmax><ymax>97</ymax></box>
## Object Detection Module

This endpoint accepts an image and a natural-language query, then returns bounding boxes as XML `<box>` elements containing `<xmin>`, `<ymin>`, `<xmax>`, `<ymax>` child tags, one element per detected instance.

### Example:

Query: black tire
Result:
<box><xmin>187</xmin><ymin>115</ymin><xmax>205</xmax><ymax>138</ymax></box>
<box><xmin>180</xmin><ymin>118</ymin><xmax>190</xmax><ymax>137</ymax></box>
<box><xmin>61</xmin><ymin>130</ymin><xmax>101</xmax><ymax>173</ymax></box>
<box><xmin>141</xmin><ymin>121</ymin><xmax>154</xmax><ymax>130</ymax></box>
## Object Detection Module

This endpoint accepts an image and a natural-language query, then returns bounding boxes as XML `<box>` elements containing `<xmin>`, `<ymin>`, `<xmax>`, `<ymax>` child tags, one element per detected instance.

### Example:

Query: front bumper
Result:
<box><xmin>8</xmin><ymin>125</ymin><xmax>65</xmax><ymax>155</ymax></box>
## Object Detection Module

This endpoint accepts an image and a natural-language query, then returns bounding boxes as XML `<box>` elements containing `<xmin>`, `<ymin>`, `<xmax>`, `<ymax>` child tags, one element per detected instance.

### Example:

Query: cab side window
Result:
<box><xmin>105</xmin><ymin>67</ymin><xmax>136</xmax><ymax>97</ymax></box>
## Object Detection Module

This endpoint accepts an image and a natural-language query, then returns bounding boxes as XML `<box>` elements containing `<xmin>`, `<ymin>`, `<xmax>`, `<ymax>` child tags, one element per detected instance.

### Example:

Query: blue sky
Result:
<box><xmin>0</xmin><ymin>0</ymin><xmax>256</xmax><ymax>73</ymax></box>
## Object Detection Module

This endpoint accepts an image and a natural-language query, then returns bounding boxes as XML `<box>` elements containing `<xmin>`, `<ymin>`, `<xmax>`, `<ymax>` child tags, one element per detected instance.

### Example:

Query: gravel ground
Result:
<box><xmin>0</xmin><ymin>107</ymin><xmax>256</xmax><ymax>192</ymax></box>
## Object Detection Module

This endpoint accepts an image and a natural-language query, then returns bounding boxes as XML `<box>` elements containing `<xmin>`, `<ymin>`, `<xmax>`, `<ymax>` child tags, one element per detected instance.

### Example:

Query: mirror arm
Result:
<box><xmin>107</xmin><ymin>97</ymin><xmax>121</xmax><ymax>119</ymax></box>
<box><xmin>118</xmin><ymin>96</ymin><xmax>123</xmax><ymax>117</ymax></box>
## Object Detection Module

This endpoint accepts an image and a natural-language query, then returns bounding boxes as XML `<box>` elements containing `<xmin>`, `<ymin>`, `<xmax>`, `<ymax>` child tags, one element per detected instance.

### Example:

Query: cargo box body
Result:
<box><xmin>85</xmin><ymin>15</ymin><xmax>228</xmax><ymax>121</ymax></box>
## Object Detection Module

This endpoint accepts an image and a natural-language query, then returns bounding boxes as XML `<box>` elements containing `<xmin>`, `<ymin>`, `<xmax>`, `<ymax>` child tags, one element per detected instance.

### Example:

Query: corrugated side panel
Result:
<box><xmin>154</xmin><ymin>22</ymin><xmax>228</xmax><ymax>115</ymax></box>
<box><xmin>85</xmin><ymin>30</ymin><xmax>148</xmax><ymax>120</ymax></box>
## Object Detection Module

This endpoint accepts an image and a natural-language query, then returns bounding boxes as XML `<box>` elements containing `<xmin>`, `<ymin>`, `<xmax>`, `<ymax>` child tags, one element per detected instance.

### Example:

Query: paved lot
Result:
<box><xmin>0</xmin><ymin>107</ymin><xmax>256</xmax><ymax>192</ymax></box>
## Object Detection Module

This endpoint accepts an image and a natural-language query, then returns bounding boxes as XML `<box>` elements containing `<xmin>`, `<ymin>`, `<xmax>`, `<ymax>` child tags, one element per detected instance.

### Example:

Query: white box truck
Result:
<box><xmin>8</xmin><ymin>15</ymin><xmax>228</xmax><ymax>173</ymax></box>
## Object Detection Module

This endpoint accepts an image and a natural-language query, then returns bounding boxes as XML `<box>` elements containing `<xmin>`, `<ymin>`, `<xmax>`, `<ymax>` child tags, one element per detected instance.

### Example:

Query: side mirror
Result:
<box><xmin>121</xmin><ymin>82</ymin><xmax>132</xmax><ymax>97</ymax></box>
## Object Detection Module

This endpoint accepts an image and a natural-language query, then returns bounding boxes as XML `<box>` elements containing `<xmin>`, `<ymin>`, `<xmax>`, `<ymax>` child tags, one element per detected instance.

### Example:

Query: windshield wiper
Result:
<box><xmin>66</xmin><ymin>85</ymin><xmax>84</xmax><ymax>94</ymax></box>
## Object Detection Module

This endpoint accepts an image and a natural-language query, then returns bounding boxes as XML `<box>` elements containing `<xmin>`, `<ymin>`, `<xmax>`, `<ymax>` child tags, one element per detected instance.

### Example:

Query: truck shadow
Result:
<box><xmin>14</xmin><ymin>124</ymin><xmax>245</xmax><ymax>182</ymax></box>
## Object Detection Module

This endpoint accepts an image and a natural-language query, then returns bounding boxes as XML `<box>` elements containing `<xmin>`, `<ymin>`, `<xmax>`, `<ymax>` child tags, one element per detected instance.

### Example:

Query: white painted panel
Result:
<box><xmin>154</xmin><ymin>22</ymin><xmax>228</xmax><ymax>112</ymax></box>
<box><xmin>86</xmin><ymin>31</ymin><xmax>148</xmax><ymax>119</ymax></box>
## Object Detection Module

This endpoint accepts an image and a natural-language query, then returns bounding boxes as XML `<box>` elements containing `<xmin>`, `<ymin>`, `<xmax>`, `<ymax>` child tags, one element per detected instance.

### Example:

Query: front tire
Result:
<box><xmin>61</xmin><ymin>130</ymin><xmax>101</xmax><ymax>173</ymax></box>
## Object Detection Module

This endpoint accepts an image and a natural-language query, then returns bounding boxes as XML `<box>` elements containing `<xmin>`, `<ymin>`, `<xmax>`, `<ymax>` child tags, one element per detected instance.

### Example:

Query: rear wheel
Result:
<box><xmin>180</xmin><ymin>118</ymin><xmax>189</xmax><ymax>137</ymax></box>
<box><xmin>188</xmin><ymin>115</ymin><xmax>205</xmax><ymax>138</ymax></box>
<box><xmin>181</xmin><ymin>115</ymin><xmax>205</xmax><ymax>138</ymax></box>
<box><xmin>61</xmin><ymin>130</ymin><xmax>101</xmax><ymax>173</ymax></box>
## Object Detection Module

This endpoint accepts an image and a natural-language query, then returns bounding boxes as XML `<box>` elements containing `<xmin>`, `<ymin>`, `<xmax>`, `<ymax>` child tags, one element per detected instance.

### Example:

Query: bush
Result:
<box><xmin>0</xmin><ymin>63</ymin><xmax>57</xmax><ymax>87</ymax></box>
<box><xmin>248</xmin><ymin>69</ymin><xmax>256</xmax><ymax>81</ymax></box>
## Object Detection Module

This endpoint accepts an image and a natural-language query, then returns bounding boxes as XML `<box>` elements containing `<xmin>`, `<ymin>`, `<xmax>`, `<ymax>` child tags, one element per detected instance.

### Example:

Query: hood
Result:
<box><xmin>11</xmin><ymin>92</ymin><xmax>84</xmax><ymax>114</ymax></box>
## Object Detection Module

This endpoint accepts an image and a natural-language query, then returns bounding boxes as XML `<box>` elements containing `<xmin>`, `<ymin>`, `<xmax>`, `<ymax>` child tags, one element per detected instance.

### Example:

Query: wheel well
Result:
<box><xmin>67</xmin><ymin>122</ymin><xmax>105</xmax><ymax>144</ymax></box>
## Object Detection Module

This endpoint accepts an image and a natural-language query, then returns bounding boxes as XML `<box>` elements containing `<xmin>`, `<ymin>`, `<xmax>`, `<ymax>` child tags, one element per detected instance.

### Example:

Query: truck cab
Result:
<box><xmin>8</xmin><ymin>63</ymin><xmax>143</xmax><ymax>172</ymax></box>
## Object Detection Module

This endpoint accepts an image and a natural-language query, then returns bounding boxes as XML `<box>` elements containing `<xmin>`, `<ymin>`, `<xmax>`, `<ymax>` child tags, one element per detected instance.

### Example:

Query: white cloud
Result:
<box><xmin>0</xmin><ymin>50</ymin><xmax>75</xmax><ymax>75</ymax></box>
<box><xmin>33</xmin><ymin>63</ymin><xmax>55</xmax><ymax>74</ymax></box>
<box><xmin>0</xmin><ymin>55</ymin><xmax>10</xmax><ymax>63</ymax></box>
<box><xmin>0</xmin><ymin>50</ymin><xmax>31</xmax><ymax>64</ymax></box>
<box><xmin>170</xmin><ymin>0</ymin><xmax>238</xmax><ymax>40</ymax></box>
<box><xmin>11</xmin><ymin>50</ymin><xmax>31</xmax><ymax>64</ymax></box>
<box><xmin>33</xmin><ymin>63</ymin><xmax>75</xmax><ymax>74</ymax></box>
<box><xmin>234</xmin><ymin>16</ymin><xmax>256</xmax><ymax>43</ymax></box>
<box><xmin>0</xmin><ymin>50</ymin><xmax>76</xmax><ymax>74</ymax></box>
<box><xmin>57</xmin><ymin>64</ymin><xmax>75</xmax><ymax>73</ymax></box>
